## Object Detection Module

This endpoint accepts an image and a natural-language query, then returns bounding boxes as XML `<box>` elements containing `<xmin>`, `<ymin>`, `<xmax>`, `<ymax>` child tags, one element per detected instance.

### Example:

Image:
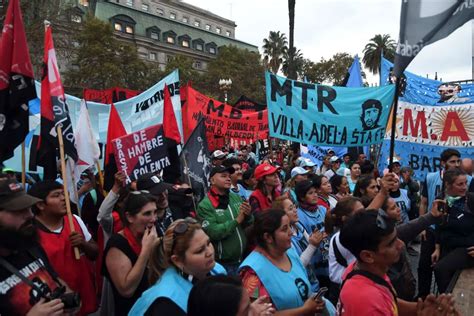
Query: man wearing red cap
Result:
<box><xmin>249</xmin><ymin>163</ymin><xmax>281</xmax><ymax>213</ymax></box>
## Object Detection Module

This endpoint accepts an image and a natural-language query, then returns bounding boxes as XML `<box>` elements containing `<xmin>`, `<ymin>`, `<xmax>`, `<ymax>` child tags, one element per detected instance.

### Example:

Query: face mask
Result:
<box><xmin>0</xmin><ymin>218</ymin><xmax>38</xmax><ymax>250</ymax></box>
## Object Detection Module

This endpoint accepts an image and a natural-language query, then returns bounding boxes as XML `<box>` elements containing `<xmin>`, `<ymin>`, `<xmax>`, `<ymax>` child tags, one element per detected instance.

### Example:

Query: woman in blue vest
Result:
<box><xmin>239</xmin><ymin>209</ymin><xmax>336</xmax><ymax>315</ymax></box>
<box><xmin>129</xmin><ymin>218</ymin><xmax>227</xmax><ymax>315</ymax></box>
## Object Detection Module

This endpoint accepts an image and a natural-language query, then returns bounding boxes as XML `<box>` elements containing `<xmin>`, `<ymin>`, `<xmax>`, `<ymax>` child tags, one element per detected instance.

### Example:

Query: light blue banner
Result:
<box><xmin>265</xmin><ymin>72</ymin><xmax>395</xmax><ymax>147</ymax></box>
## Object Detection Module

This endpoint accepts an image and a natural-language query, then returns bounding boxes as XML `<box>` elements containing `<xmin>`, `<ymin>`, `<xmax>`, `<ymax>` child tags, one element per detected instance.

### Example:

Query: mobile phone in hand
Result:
<box><xmin>311</xmin><ymin>287</ymin><xmax>328</xmax><ymax>300</ymax></box>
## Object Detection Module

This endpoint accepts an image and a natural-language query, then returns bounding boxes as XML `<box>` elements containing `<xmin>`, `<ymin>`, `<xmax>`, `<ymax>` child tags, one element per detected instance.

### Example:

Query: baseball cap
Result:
<box><xmin>295</xmin><ymin>179</ymin><xmax>316</xmax><ymax>201</ymax></box>
<box><xmin>299</xmin><ymin>158</ymin><xmax>316</xmax><ymax>168</ymax></box>
<box><xmin>291</xmin><ymin>167</ymin><xmax>309</xmax><ymax>178</ymax></box>
<box><xmin>254</xmin><ymin>163</ymin><xmax>279</xmax><ymax>180</ymax></box>
<box><xmin>330</xmin><ymin>156</ymin><xmax>342</xmax><ymax>163</ymax></box>
<box><xmin>387</xmin><ymin>157</ymin><xmax>400</xmax><ymax>165</ymax></box>
<box><xmin>0</xmin><ymin>179</ymin><xmax>41</xmax><ymax>211</ymax></box>
<box><xmin>210</xmin><ymin>165</ymin><xmax>235</xmax><ymax>178</ymax></box>
<box><xmin>212</xmin><ymin>150</ymin><xmax>226</xmax><ymax>159</ymax></box>
<box><xmin>136</xmin><ymin>173</ymin><xmax>173</xmax><ymax>195</ymax></box>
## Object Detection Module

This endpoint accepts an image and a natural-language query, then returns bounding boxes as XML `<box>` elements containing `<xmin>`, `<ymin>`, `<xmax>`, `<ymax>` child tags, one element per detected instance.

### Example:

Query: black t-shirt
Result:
<box><xmin>145</xmin><ymin>297</ymin><xmax>186</xmax><ymax>316</ymax></box>
<box><xmin>0</xmin><ymin>245</ymin><xmax>60</xmax><ymax>316</ymax></box>
<box><xmin>103</xmin><ymin>233</ymin><xmax>150</xmax><ymax>316</ymax></box>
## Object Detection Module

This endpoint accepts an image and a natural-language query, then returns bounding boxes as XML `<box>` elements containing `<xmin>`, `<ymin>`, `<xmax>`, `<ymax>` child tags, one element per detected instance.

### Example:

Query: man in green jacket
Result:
<box><xmin>197</xmin><ymin>165</ymin><xmax>253</xmax><ymax>275</ymax></box>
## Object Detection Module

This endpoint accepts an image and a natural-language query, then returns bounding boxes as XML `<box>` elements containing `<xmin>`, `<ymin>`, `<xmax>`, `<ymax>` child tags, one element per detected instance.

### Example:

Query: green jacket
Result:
<box><xmin>197</xmin><ymin>192</ymin><xmax>253</xmax><ymax>264</ymax></box>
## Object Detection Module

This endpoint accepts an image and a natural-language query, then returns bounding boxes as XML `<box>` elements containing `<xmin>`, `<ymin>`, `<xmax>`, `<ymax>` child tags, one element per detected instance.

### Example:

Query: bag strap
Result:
<box><xmin>342</xmin><ymin>269</ymin><xmax>398</xmax><ymax>304</ymax></box>
<box><xmin>0</xmin><ymin>256</ymin><xmax>47</xmax><ymax>295</ymax></box>
<box><xmin>332</xmin><ymin>236</ymin><xmax>348</xmax><ymax>268</ymax></box>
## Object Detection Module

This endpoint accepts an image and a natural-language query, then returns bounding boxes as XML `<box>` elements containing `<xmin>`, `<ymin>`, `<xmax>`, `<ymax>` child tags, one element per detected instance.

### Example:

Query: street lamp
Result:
<box><xmin>219</xmin><ymin>78</ymin><xmax>232</xmax><ymax>103</ymax></box>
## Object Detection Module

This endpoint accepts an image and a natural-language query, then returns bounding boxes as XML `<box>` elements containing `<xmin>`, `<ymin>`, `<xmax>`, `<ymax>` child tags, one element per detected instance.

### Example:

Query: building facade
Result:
<box><xmin>76</xmin><ymin>0</ymin><xmax>258</xmax><ymax>72</ymax></box>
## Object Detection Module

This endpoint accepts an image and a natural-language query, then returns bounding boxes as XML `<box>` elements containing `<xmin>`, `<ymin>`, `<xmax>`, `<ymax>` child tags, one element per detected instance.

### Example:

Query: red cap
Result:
<box><xmin>254</xmin><ymin>163</ymin><xmax>279</xmax><ymax>180</ymax></box>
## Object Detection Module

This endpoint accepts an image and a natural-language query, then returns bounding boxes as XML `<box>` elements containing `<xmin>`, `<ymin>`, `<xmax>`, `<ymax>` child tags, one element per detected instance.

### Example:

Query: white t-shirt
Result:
<box><xmin>328</xmin><ymin>231</ymin><xmax>356</xmax><ymax>284</ymax></box>
<box><xmin>51</xmin><ymin>214</ymin><xmax>92</xmax><ymax>242</ymax></box>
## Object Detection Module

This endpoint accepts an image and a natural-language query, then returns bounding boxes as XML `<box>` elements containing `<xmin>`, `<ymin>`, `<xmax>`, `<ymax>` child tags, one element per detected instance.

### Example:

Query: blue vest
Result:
<box><xmin>426</xmin><ymin>172</ymin><xmax>443</xmax><ymax>212</ymax></box>
<box><xmin>392</xmin><ymin>189</ymin><xmax>411</xmax><ymax>224</ymax></box>
<box><xmin>128</xmin><ymin>263</ymin><xmax>226</xmax><ymax>315</ymax></box>
<box><xmin>239</xmin><ymin>248</ymin><xmax>310</xmax><ymax>310</ymax></box>
<box><xmin>291</xmin><ymin>222</ymin><xmax>320</xmax><ymax>292</ymax></box>
<box><xmin>297</xmin><ymin>206</ymin><xmax>329</xmax><ymax>277</ymax></box>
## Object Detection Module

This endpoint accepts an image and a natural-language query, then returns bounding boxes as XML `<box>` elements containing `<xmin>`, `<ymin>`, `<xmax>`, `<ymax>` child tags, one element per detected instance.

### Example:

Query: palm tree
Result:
<box><xmin>262</xmin><ymin>31</ymin><xmax>288</xmax><ymax>74</ymax></box>
<box><xmin>287</xmin><ymin>0</ymin><xmax>296</xmax><ymax>79</ymax></box>
<box><xmin>362</xmin><ymin>34</ymin><xmax>396</xmax><ymax>75</ymax></box>
<box><xmin>282</xmin><ymin>47</ymin><xmax>304</xmax><ymax>79</ymax></box>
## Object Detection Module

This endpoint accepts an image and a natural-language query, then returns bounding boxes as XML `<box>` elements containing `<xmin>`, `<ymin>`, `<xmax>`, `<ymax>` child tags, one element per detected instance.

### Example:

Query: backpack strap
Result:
<box><xmin>332</xmin><ymin>236</ymin><xmax>348</xmax><ymax>268</ymax></box>
<box><xmin>342</xmin><ymin>268</ymin><xmax>398</xmax><ymax>306</ymax></box>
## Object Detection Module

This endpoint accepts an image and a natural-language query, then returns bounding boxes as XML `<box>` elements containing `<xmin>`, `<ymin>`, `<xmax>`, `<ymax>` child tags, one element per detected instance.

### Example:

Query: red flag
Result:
<box><xmin>37</xmin><ymin>23</ymin><xmax>77</xmax><ymax>178</ymax></box>
<box><xmin>163</xmin><ymin>84</ymin><xmax>181</xmax><ymax>144</ymax></box>
<box><xmin>0</xmin><ymin>0</ymin><xmax>36</xmax><ymax>163</ymax></box>
<box><xmin>104</xmin><ymin>103</ymin><xmax>127</xmax><ymax>190</ymax></box>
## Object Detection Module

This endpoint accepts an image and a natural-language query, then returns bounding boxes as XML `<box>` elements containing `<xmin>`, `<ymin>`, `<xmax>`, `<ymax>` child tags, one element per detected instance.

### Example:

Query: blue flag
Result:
<box><xmin>346</xmin><ymin>55</ymin><xmax>363</xmax><ymax>88</ymax></box>
<box><xmin>265</xmin><ymin>72</ymin><xmax>395</xmax><ymax>147</ymax></box>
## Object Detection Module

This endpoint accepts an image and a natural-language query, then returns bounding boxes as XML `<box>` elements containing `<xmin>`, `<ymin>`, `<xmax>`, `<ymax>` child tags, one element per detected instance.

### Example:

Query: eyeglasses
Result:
<box><xmin>170</xmin><ymin>217</ymin><xmax>199</xmax><ymax>254</ymax></box>
<box><xmin>376</xmin><ymin>209</ymin><xmax>388</xmax><ymax>229</ymax></box>
<box><xmin>130</xmin><ymin>190</ymin><xmax>150</xmax><ymax>195</ymax></box>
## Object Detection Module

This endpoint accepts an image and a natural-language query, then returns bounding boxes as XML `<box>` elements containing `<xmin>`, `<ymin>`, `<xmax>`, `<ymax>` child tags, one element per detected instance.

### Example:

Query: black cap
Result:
<box><xmin>136</xmin><ymin>173</ymin><xmax>173</xmax><ymax>195</ymax></box>
<box><xmin>0</xmin><ymin>179</ymin><xmax>42</xmax><ymax>212</ymax></box>
<box><xmin>210</xmin><ymin>166</ymin><xmax>235</xmax><ymax>178</ymax></box>
<box><xmin>295</xmin><ymin>179</ymin><xmax>316</xmax><ymax>201</ymax></box>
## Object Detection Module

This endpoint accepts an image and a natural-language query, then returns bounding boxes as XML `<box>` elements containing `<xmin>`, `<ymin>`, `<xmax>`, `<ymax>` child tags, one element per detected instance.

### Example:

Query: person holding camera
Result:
<box><xmin>432</xmin><ymin>168</ymin><xmax>474</xmax><ymax>293</ymax></box>
<box><xmin>0</xmin><ymin>179</ymin><xmax>78</xmax><ymax>316</ymax></box>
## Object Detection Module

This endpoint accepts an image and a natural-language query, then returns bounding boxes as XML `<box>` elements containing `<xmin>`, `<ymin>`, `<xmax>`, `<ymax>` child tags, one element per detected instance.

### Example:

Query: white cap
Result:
<box><xmin>291</xmin><ymin>167</ymin><xmax>309</xmax><ymax>178</ymax></box>
<box><xmin>330</xmin><ymin>156</ymin><xmax>342</xmax><ymax>163</ymax></box>
<box><xmin>299</xmin><ymin>158</ymin><xmax>316</xmax><ymax>168</ymax></box>
<box><xmin>212</xmin><ymin>150</ymin><xmax>226</xmax><ymax>159</ymax></box>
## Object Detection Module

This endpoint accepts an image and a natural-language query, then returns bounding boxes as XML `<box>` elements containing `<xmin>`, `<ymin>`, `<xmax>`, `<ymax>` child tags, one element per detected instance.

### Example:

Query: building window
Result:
<box><xmin>126</xmin><ymin>0</ymin><xmax>133</xmax><ymax>6</ymax></box>
<box><xmin>196</xmin><ymin>43</ymin><xmax>203</xmax><ymax>51</ymax></box>
<box><xmin>142</xmin><ymin>4</ymin><xmax>148</xmax><ymax>11</ymax></box>
<box><xmin>150</xmin><ymin>32</ymin><xmax>159</xmax><ymax>40</ymax></box>
<box><xmin>194</xmin><ymin>20</ymin><xmax>200</xmax><ymax>27</ymax></box>
<box><xmin>167</xmin><ymin>55</ymin><xmax>173</xmax><ymax>63</ymax></box>
<box><xmin>216</xmin><ymin>27</ymin><xmax>221</xmax><ymax>34</ymax></box>
<box><xmin>209</xmin><ymin>47</ymin><xmax>216</xmax><ymax>54</ymax></box>
<box><xmin>156</xmin><ymin>8</ymin><xmax>164</xmax><ymax>15</ymax></box>
<box><xmin>166</xmin><ymin>36</ymin><xmax>175</xmax><ymax>44</ymax></box>
<box><xmin>205</xmin><ymin>24</ymin><xmax>211</xmax><ymax>31</ymax></box>
<box><xmin>114</xmin><ymin>23</ymin><xmax>122</xmax><ymax>31</ymax></box>
<box><xmin>194</xmin><ymin>61</ymin><xmax>202</xmax><ymax>69</ymax></box>
<box><xmin>149</xmin><ymin>52</ymin><xmax>156</xmax><ymax>61</ymax></box>
<box><xmin>71</xmin><ymin>14</ymin><xmax>82</xmax><ymax>23</ymax></box>
<box><xmin>170</xmin><ymin>12</ymin><xmax>176</xmax><ymax>20</ymax></box>
<box><xmin>182</xmin><ymin>40</ymin><xmax>190</xmax><ymax>48</ymax></box>
<box><xmin>125</xmin><ymin>26</ymin><xmax>134</xmax><ymax>34</ymax></box>
<box><xmin>182</xmin><ymin>16</ymin><xmax>188</xmax><ymax>23</ymax></box>
<box><xmin>226</xmin><ymin>30</ymin><xmax>231</xmax><ymax>37</ymax></box>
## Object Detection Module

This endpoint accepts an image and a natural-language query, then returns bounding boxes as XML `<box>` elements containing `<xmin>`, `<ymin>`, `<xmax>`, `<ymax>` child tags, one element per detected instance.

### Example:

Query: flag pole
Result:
<box><xmin>21</xmin><ymin>142</ymin><xmax>26</xmax><ymax>186</ymax></box>
<box><xmin>388</xmin><ymin>77</ymin><xmax>401</xmax><ymax>172</ymax></box>
<box><xmin>71</xmin><ymin>173</ymin><xmax>82</xmax><ymax>218</ymax></box>
<box><xmin>182</xmin><ymin>153</ymin><xmax>198</xmax><ymax>212</ymax></box>
<box><xmin>96</xmin><ymin>161</ymin><xmax>104</xmax><ymax>191</ymax></box>
<box><xmin>57</xmin><ymin>125</ymin><xmax>81</xmax><ymax>260</ymax></box>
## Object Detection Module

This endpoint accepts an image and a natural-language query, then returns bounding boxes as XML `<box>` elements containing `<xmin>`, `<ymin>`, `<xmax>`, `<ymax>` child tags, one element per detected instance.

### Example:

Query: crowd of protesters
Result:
<box><xmin>0</xmin><ymin>143</ymin><xmax>472</xmax><ymax>315</ymax></box>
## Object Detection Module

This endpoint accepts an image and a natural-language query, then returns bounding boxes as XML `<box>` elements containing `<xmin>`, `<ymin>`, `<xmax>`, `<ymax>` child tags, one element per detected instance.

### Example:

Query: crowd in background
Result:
<box><xmin>0</xmin><ymin>143</ymin><xmax>473</xmax><ymax>315</ymax></box>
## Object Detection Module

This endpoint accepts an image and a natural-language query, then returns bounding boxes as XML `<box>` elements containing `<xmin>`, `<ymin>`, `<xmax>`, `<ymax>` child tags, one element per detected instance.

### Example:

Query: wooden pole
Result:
<box><xmin>57</xmin><ymin>125</ymin><xmax>80</xmax><ymax>260</ymax></box>
<box><xmin>21</xmin><ymin>142</ymin><xmax>26</xmax><ymax>186</ymax></box>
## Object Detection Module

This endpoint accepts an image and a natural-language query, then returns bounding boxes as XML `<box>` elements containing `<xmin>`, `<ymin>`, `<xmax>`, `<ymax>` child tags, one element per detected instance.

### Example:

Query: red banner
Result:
<box><xmin>84</xmin><ymin>87</ymin><xmax>140</xmax><ymax>104</ymax></box>
<box><xmin>112</xmin><ymin>124</ymin><xmax>170</xmax><ymax>183</ymax></box>
<box><xmin>181</xmin><ymin>85</ymin><xmax>268</xmax><ymax>150</ymax></box>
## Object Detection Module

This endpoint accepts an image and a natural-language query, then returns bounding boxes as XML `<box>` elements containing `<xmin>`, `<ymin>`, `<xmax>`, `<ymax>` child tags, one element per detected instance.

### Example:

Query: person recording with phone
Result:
<box><xmin>431</xmin><ymin>168</ymin><xmax>474</xmax><ymax>293</ymax></box>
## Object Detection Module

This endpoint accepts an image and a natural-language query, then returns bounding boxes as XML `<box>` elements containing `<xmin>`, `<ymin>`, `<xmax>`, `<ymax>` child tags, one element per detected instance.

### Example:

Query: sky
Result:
<box><xmin>184</xmin><ymin>0</ymin><xmax>473</xmax><ymax>85</ymax></box>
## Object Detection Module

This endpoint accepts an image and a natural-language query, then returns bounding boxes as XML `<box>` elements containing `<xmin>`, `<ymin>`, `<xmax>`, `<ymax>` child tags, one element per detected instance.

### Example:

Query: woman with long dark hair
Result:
<box><xmin>249</xmin><ymin>163</ymin><xmax>281</xmax><ymax>213</ymax></box>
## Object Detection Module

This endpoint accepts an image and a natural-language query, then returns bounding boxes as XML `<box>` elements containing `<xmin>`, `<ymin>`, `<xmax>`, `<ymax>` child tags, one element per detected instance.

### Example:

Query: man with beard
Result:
<box><xmin>360</xmin><ymin>99</ymin><xmax>382</xmax><ymax>131</ymax></box>
<box><xmin>29</xmin><ymin>180</ymin><xmax>99</xmax><ymax>315</ymax></box>
<box><xmin>0</xmin><ymin>179</ymin><xmax>67</xmax><ymax>315</ymax></box>
<box><xmin>197</xmin><ymin>165</ymin><xmax>253</xmax><ymax>275</ymax></box>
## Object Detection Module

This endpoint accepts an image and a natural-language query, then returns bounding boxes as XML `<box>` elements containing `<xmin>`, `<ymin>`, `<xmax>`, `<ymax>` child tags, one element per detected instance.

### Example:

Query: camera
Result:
<box><xmin>47</xmin><ymin>286</ymin><xmax>81</xmax><ymax>310</ymax></box>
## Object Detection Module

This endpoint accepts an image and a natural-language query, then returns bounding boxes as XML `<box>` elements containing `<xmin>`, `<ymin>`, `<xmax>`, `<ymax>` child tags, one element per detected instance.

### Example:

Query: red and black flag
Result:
<box><xmin>162</xmin><ymin>84</ymin><xmax>182</xmax><ymax>184</ymax></box>
<box><xmin>104</xmin><ymin>103</ymin><xmax>127</xmax><ymax>191</ymax></box>
<box><xmin>37</xmin><ymin>22</ymin><xmax>77</xmax><ymax>179</ymax></box>
<box><xmin>0</xmin><ymin>0</ymin><xmax>37</xmax><ymax>163</ymax></box>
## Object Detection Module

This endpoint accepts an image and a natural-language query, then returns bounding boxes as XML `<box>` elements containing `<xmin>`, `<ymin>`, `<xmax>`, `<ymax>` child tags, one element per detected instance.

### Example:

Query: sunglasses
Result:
<box><xmin>438</xmin><ymin>89</ymin><xmax>454</xmax><ymax>94</ymax></box>
<box><xmin>171</xmin><ymin>217</ymin><xmax>199</xmax><ymax>254</ymax></box>
<box><xmin>376</xmin><ymin>209</ymin><xmax>388</xmax><ymax>230</ymax></box>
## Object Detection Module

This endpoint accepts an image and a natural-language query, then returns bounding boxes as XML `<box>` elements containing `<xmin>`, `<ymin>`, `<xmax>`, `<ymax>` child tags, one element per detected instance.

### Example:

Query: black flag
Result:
<box><xmin>180</xmin><ymin>117</ymin><xmax>210</xmax><ymax>204</ymax></box>
<box><xmin>394</xmin><ymin>0</ymin><xmax>474</xmax><ymax>76</ymax></box>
